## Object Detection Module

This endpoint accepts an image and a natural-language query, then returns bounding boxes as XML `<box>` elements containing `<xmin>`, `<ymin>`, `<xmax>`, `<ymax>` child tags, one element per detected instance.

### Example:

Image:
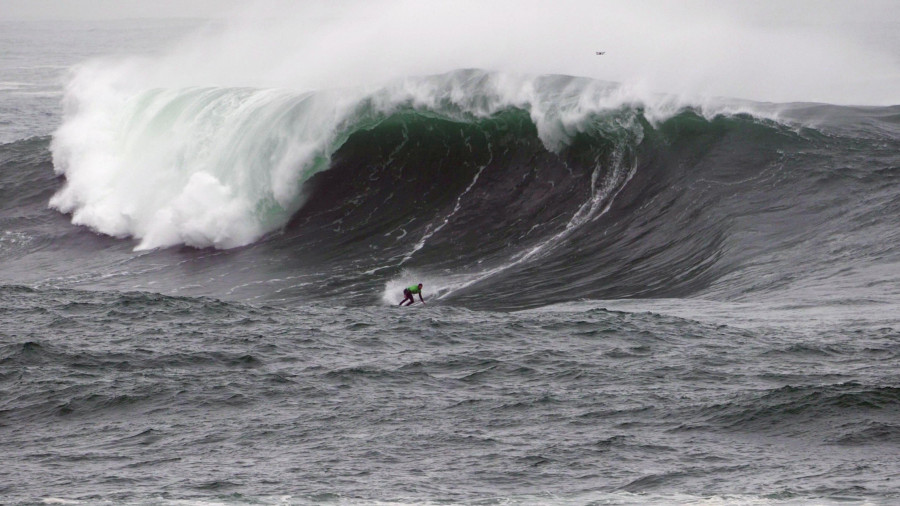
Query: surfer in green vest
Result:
<box><xmin>399</xmin><ymin>283</ymin><xmax>425</xmax><ymax>306</ymax></box>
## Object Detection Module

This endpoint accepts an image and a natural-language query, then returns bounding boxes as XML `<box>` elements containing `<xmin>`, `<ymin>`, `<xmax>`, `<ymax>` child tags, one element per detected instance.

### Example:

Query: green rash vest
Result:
<box><xmin>407</xmin><ymin>285</ymin><xmax>421</xmax><ymax>294</ymax></box>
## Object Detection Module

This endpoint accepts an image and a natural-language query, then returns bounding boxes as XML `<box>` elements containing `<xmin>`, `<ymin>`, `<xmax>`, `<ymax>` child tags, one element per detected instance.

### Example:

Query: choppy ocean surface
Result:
<box><xmin>2</xmin><ymin>17</ymin><xmax>900</xmax><ymax>506</ymax></box>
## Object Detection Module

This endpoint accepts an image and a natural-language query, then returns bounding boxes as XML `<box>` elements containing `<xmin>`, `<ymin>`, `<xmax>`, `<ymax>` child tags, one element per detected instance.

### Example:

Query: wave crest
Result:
<box><xmin>50</xmin><ymin>66</ymin><xmax>787</xmax><ymax>250</ymax></box>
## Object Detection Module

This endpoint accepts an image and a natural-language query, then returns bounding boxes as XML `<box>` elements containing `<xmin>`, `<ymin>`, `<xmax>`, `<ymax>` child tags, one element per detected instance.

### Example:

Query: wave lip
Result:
<box><xmin>50</xmin><ymin>63</ymin><xmax>884</xmax><ymax>258</ymax></box>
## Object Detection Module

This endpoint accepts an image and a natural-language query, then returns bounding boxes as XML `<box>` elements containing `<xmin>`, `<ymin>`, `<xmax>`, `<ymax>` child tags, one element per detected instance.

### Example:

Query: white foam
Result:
<box><xmin>381</xmin><ymin>270</ymin><xmax>462</xmax><ymax>306</ymax></box>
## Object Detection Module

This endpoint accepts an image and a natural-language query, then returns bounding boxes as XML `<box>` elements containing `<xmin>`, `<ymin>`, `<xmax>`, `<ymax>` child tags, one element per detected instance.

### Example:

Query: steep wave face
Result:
<box><xmin>46</xmin><ymin>65</ymin><xmax>900</xmax><ymax>308</ymax></box>
<box><xmin>278</xmin><ymin>91</ymin><xmax>900</xmax><ymax>309</ymax></box>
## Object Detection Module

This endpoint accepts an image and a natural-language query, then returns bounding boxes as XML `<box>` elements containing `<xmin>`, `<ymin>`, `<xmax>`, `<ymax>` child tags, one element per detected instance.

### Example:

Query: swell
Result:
<box><xmin>685</xmin><ymin>382</ymin><xmax>900</xmax><ymax>446</ymax></box>
<box><xmin>0</xmin><ymin>284</ymin><xmax>282</xmax><ymax>423</ymax></box>
<box><xmin>0</xmin><ymin>136</ymin><xmax>58</xmax><ymax>214</ymax></box>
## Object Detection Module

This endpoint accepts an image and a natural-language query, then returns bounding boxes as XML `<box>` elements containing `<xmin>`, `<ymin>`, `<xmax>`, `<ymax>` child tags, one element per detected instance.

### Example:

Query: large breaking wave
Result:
<box><xmin>42</xmin><ymin>57</ymin><xmax>900</xmax><ymax>309</ymax></box>
<box><xmin>50</xmin><ymin>65</ymin><xmax>777</xmax><ymax>251</ymax></box>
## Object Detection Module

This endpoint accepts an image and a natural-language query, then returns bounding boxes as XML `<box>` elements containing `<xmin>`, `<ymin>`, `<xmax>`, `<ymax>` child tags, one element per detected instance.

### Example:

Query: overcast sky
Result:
<box><xmin>0</xmin><ymin>0</ymin><xmax>248</xmax><ymax>20</ymax></box>
<box><xmin>2</xmin><ymin>0</ymin><xmax>897</xmax><ymax>104</ymax></box>
<box><xmin>0</xmin><ymin>0</ymin><xmax>896</xmax><ymax>24</ymax></box>
<box><xmin>1</xmin><ymin>0</ymin><xmax>896</xmax><ymax>56</ymax></box>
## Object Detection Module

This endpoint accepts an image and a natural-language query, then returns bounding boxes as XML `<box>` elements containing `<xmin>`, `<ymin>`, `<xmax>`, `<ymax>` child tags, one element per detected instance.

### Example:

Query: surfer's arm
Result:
<box><xmin>419</xmin><ymin>294</ymin><xmax>425</xmax><ymax>304</ymax></box>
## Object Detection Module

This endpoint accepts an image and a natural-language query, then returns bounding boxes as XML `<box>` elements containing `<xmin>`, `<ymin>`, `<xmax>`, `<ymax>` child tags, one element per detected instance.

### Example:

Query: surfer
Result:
<box><xmin>399</xmin><ymin>283</ymin><xmax>425</xmax><ymax>306</ymax></box>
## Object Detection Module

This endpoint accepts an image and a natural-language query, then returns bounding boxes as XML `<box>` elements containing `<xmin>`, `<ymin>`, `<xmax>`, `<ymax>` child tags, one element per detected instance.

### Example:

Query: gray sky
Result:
<box><xmin>1</xmin><ymin>0</ymin><xmax>896</xmax><ymax>25</ymax></box>
<box><xmin>2</xmin><ymin>0</ymin><xmax>897</xmax><ymax>104</ymax></box>
<box><xmin>0</xmin><ymin>0</ymin><xmax>247</xmax><ymax>20</ymax></box>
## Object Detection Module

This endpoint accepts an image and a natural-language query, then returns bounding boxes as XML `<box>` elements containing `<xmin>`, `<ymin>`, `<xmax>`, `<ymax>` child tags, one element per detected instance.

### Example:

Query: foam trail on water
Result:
<box><xmin>381</xmin><ymin>270</ymin><xmax>461</xmax><ymax>306</ymax></box>
<box><xmin>400</xmin><ymin>154</ymin><xmax>493</xmax><ymax>265</ymax></box>
<box><xmin>382</xmin><ymin>134</ymin><xmax>639</xmax><ymax>304</ymax></box>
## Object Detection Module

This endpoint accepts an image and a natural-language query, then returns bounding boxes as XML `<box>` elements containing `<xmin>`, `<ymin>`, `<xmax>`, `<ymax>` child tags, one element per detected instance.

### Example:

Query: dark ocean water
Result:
<box><xmin>2</xmin><ymin>18</ymin><xmax>900</xmax><ymax>506</ymax></box>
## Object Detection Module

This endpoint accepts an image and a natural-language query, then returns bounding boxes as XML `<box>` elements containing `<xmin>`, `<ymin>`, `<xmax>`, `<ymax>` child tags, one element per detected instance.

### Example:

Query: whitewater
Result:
<box><xmin>2</xmin><ymin>1</ymin><xmax>900</xmax><ymax>505</ymax></box>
